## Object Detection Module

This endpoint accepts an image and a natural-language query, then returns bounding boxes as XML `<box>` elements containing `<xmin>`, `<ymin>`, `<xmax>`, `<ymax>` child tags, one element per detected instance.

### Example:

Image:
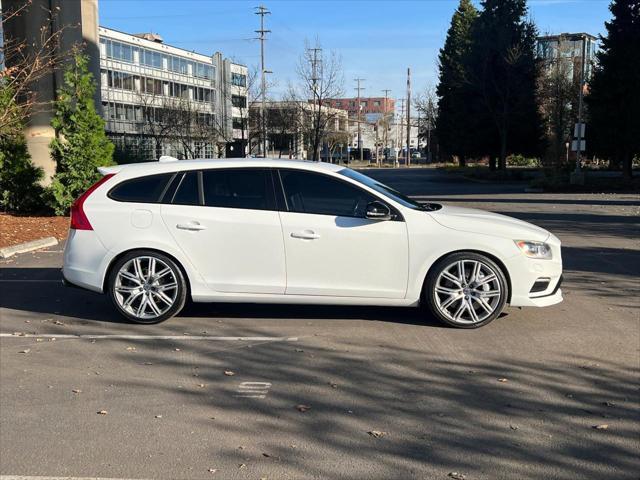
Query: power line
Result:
<box><xmin>255</xmin><ymin>5</ymin><xmax>271</xmax><ymax>158</ymax></box>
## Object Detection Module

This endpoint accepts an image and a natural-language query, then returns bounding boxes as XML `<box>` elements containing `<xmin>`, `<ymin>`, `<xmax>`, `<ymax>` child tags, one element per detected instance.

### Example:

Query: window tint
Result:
<box><xmin>172</xmin><ymin>171</ymin><xmax>200</xmax><ymax>206</ymax></box>
<box><xmin>109</xmin><ymin>173</ymin><xmax>173</xmax><ymax>203</ymax></box>
<box><xmin>202</xmin><ymin>169</ymin><xmax>272</xmax><ymax>210</ymax></box>
<box><xmin>279</xmin><ymin>170</ymin><xmax>375</xmax><ymax>217</ymax></box>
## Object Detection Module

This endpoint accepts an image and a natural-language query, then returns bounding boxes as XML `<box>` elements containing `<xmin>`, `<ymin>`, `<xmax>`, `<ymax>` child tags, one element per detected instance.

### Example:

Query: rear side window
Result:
<box><xmin>109</xmin><ymin>173</ymin><xmax>173</xmax><ymax>203</ymax></box>
<box><xmin>171</xmin><ymin>172</ymin><xmax>200</xmax><ymax>206</ymax></box>
<box><xmin>201</xmin><ymin>168</ymin><xmax>274</xmax><ymax>210</ymax></box>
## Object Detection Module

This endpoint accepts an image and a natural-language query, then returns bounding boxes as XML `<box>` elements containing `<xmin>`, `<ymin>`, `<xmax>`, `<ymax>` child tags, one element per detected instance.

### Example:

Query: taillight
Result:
<box><xmin>70</xmin><ymin>174</ymin><xmax>115</xmax><ymax>230</ymax></box>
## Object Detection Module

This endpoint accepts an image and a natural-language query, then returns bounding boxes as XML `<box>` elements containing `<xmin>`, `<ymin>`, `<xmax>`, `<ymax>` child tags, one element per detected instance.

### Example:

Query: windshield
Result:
<box><xmin>337</xmin><ymin>168</ymin><xmax>427</xmax><ymax>210</ymax></box>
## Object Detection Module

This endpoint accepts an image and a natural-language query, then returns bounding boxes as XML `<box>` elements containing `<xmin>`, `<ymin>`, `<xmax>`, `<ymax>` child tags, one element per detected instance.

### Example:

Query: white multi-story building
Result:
<box><xmin>99</xmin><ymin>27</ymin><xmax>248</xmax><ymax>161</ymax></box>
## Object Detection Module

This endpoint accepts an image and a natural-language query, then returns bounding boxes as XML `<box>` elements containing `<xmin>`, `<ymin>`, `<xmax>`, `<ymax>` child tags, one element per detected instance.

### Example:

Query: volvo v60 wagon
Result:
<box><xmin>62</xmin><ymin>157</ymin><xmax>563</xmax><ymax>328</ymax></box>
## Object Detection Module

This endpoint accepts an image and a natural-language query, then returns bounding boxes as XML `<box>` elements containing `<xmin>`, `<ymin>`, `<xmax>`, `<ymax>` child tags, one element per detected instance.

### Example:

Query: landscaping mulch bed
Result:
<box><xmin>0</xmin><ymin>213</ymin><xmax>69</xmax><ymax>249</ymax></box>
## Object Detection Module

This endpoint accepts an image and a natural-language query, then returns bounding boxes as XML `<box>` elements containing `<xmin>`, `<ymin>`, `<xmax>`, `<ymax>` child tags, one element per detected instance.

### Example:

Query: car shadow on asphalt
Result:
<box><xmin>0</xmin><ymin>267</ymin><xmax>454</xmax><ymax>327</ymax></box>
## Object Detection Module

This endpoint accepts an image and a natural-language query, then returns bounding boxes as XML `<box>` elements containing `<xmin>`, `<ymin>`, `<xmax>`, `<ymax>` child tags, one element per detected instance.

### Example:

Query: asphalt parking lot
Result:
<box><xmin>1</xmin><ymin>168</ymin><xmax>639</xmax><ymax>480</ymax></box>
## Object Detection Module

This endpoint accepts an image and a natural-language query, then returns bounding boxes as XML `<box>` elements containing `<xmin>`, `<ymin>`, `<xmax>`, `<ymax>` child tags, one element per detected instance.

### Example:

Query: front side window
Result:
<box><xmin>279</xmin><ymin>170</ymin><xmax>375</xmax><ymax>218</ymax></box>
<box><xmin>109</xmin><ymin>173</ymin><xmax>173</xmax><ymax>203</ymax></box>
<box><xmin>202</xmin><ymin>169</ymin><xmax>273</xmax><ymax>211</ymax></box>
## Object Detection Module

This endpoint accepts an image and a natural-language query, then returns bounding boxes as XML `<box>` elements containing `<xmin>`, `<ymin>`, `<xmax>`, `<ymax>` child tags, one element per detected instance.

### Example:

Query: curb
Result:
<box><xmin>0</xmin><ymin>236</ymin><xmax>59</xmax><ymax>259</ymax></box>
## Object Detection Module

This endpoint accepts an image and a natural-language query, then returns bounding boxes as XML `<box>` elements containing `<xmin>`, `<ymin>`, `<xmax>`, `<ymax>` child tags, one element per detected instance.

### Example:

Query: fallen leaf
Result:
<box><xmin>126</xmin><ymin>346</ymin><xmax>136</xmax><ymax>351</ymax></box>
<box><xmin>329</xmin><ymin>382</ymin><xmax>338</xmax><ymax>388</ymax></box>
<box><xmin>72</xmin><ymin>389</ymin><xmax>82</xmax><ymax>394</ymax></box>
<box><xmin>19</xmin><ymin>349</ymin><xmax>30</xmax><ymax>354</ymax></box>
<box><xmin>295</xmin><ymin>348</ymin><xmax>304</xmax><ymax>352</ymax></box>
<box><xmin>509</xmin><ymin>424</ymin><xmax>518</xmax><ymax>430</ymax></box>
<box><xmin>53</xmin><ymin>320</ymin><xmax>64</xmax><ymax>325</ymax></box>
<box><xmin>593</xmin><ymin>424</ymin><xmax>609</xmax><ymax>430</ymax></box>
<box><xmin>448</xmin><ymin>473</ymin><xmax>466</xmax><ymax>480</ymax></box>
<box><xmin>197</xmin><ymin>383</ymin><xmax>205</xmax><ymax>388</ymax></box>
<box><xmin>296</xmin><ymin>404</ymin><xmax>311</xmax><ymax>413</ymax></box>
<box><xmin>497</xmin><ymin>378</ymin><xmax>508</xmax><ymax>383</ymax></box>
<box><xmin>207</xmin><ymin>468</ymin><xmax>217</xmax><ymax>474</ymax></box>
<box><xmin>174</xmin><ymin>348</ymin><xmax>181</xmax><ymax>352</ymax></box>
<box><xmin>97</xmin><ymin>410</ymin><xmax>108</xmax><ymax>415</ymax></box>
<box><xmin>143</xmin><ymin>362</ymin><xmax>153</xmax><ymax>365</ymax></box>
<box><xmin>36</xmin><ymin>338</ymin><xmax>44</xmax><ymax>342</ymax></box>
<box><xmin>262</xmin><ymin>453</ymin><xmax>271</xmax><ymax>458</ymax></box>
<box><xmin>368</xmin><ymin>430</ymin><xmax>386</xmax><ymax>438</ymax></box>
<box><xmin>602</xmin><ymin>401</ymin><xmax>616</xmax><ymax>407</ymax></box>
<box><xmin>224</xmin><ymin>370</ymin><xmax>235</xmax><ymax>376</ymax></box>
<box><xmin>238</xmin><ymin>463</ymin><xmax>246</xmax><ymax>469</ymax></box>
<box><xmin>155</xmin><ymin>415</ymin><xmax>162</xmax><ymax>419</ymax></box>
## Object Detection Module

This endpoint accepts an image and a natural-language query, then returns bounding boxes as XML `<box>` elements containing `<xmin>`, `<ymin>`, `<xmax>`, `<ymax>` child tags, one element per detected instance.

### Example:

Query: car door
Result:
<box><xmin>160</xmin><ymin>168</ymin><xmax>286</xmax><ymax>294</ymax></box>
<box><xmin>277</xmin><ymin>169</ymin><xmax>409</xmax><ymax>299</ymax></box>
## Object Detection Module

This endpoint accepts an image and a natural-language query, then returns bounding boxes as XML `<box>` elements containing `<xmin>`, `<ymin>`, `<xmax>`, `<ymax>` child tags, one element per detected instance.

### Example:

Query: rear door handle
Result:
<box><xmin>176</xmin><ymin>221</ymin><xmax>207</xmax><ymax>231</ymax></box>
<box><xmin>291</xmin><ymin>230</ymin><xmax>320</xmax><ymax>240</ymax></box>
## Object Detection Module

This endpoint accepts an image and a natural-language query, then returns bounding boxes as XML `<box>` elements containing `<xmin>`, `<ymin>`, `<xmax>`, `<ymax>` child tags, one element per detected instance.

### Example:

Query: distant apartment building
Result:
<box><xmin>325</xmin><ymin>97</ymin><xmax>395</xmax><ymax>123</ymax></box>
<box><xmin>99</xmin><ymin>27</ymin><xmax>248</xmax><ymax>161</ymax></box>
<box><xmin>250</xmin><ymin>101</ymin><xmax>348</xmax><ymax>160</ymax></box>
<box><xmin>537</xmin><ymin>33</ymin><xmax>598</xmax><ymax>83</ymax></box>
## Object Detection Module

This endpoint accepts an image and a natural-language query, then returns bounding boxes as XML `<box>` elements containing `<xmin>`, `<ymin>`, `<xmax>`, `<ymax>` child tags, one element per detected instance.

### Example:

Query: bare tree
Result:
<box><xmin>414</xmin><ymin>85</ymin><xmax>438</xmax><ymax>162</ymax></box>
<box><xmin>290</xmin><ymin>40</ymin><xmax>344</xmax><ymax>161</ymax></box>
<box><xmin>1</xmin><ymin>2</ymin><xmax>70</xmax><ymax>137</ymax></box>
<box><xmin>537</xmin><ymin>39</ymin><xmax>578</xmax><ymax>167</ymax></box>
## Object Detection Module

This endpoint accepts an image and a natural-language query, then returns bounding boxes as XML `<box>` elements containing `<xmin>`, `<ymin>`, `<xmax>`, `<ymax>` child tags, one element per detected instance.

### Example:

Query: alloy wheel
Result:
<box><xmin>434</xmin><ymin>259</ymin><xmax>502</xmax><ymax>325</ymax></box>
<box><xmin>113</xmin><ymin>256</ymin><xmax>178</xmax><ymax>320</ymax></box>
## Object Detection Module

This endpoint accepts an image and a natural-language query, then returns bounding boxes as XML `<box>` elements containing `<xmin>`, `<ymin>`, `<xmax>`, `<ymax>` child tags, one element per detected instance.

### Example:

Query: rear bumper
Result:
<box><xmin>62</xmin><ymin>229</ymin><xmax>107</xmax><ymax>293</ymax></box>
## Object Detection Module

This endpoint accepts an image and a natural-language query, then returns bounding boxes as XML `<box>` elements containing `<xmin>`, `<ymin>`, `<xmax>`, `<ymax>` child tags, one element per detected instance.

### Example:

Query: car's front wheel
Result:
<box><xmin>425</xmin><ymin>252</ymin><xmax>508</xmax><ymax>328</ymax></box>
<box><xmin>108</xmin><ymin>250</ymin><xmax>187</xmax><ymax>324</ymax></box>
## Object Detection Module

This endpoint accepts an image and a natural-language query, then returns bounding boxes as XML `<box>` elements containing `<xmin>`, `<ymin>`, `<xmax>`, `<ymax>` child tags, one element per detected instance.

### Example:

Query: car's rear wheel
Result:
<box><xmin>108</xmin><ymin>250</ymin><xmax>187</xmax><ymax>324</ymax></box>
<box><xmin>425</xmin><ymin>252</ymin><xmax>508</xmax><ymax>328</ymax></box>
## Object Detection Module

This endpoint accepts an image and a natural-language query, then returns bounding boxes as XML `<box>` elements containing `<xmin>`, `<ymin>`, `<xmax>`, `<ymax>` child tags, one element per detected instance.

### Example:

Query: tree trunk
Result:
<box><xmin>622</xmin><ymin>152</ymin><xmax>632</xmax><ymax>179</ymax></box>
<box><xmin>458</xmin><ymin>155</ymin><xmax>466</xmax><ymax>167</ymax></box>
<box><xmin>499</xmin><ymin>132</ymin><xmax>507</xmax><ymax>171</ymax></box>
<box><xmin>489</xmin><ymin>155</ymin><xmax>496</xmax><ymax>171</ymax></box>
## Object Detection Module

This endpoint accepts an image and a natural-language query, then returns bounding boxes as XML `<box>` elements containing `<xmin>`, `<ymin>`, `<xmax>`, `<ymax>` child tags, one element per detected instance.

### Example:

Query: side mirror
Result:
<box><xmin>365</xmin><ymin>201</ymin><xmax>392</xmax><ymax>221</ymax></box>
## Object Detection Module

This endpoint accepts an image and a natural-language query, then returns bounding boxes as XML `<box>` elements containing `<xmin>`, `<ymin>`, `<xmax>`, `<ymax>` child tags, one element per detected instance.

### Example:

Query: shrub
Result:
<box><xmin>507</xmin><ymin>154</ymin><xmax>541</xmax><ymax>167</ymax></box>
<box><xmin>0</xmin><ymin>134</ymin><xmax>44</xmax><ymax>213</ymax></box>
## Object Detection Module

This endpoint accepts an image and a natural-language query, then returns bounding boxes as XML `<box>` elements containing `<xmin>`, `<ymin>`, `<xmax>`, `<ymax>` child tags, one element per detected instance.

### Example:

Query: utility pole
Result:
<box><xmin>575</xmin><ymin>34</ymin><xmax>586</xmax><ymax>172</ymax></box>
<box><xmin>255</xmin><ymin>5</ymin><xmax>270</xmax><ymax>158</ymax></box>
<box><xmin>397</xmin><ymin>99</ymin><xmax>404</xmax><ymax>167</ymax></box>
<box><xmin>381</xmin><ymin>89</ymin><xmax>391</xmax><ymax>165</ymax></box>
<box><xmin>406</xmin><ymin>67</ymin><xmax>411</xmax><ymax>167</ymax></box>
<box><xmin>354</xmin><ymin>77</ymin><xmax>365</xmax><ymax>163</ymax></box>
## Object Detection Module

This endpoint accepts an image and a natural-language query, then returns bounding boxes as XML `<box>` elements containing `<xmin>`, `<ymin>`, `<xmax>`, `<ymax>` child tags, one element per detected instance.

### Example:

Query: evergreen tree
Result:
<box><xmin>586</xmin><ymin>0</ymin><xmax>639</xmax><ymax>179</ymax></box>
<box><xmin>466</xmin><ymin>0</ymin><xmax>543</xmax><ymax>170</ymax></box>
<box><xmin>49</xmin><ymin>52</ymin><xmax>114</xmax><ymax>215</ymax></box>
<box><xmin>0</xmin><ymin>84</ymin><xmax>44</xmax><ymax>213</ymax></box>
<box><xmin>435</xmin><ymin>0</ymin><xmax>478</xmax><ymax>166</ymax></box>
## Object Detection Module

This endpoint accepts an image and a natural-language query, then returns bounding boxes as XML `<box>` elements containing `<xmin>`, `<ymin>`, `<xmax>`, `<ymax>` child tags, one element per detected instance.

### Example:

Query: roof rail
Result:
<box><xmin>159</xmin><ymin>155</ymin><xmax>179</xmax><ymax>163</ymax></box>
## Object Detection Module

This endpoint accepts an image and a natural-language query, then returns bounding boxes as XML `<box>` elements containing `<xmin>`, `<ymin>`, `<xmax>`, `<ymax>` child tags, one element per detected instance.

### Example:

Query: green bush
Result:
<box><xmin>0</xmin><ymin>134</ymin><xmax>44</xmax><ymax>213</ymax></box>
<box><xmin>48</xmin><ymin>52</ymin><xmax>114</xmax><ymax>215</ymax></box>
<box><xmin>507</xmin><ymin>154</ymin><xmax>541</xmax><ymax>167</ymax></box>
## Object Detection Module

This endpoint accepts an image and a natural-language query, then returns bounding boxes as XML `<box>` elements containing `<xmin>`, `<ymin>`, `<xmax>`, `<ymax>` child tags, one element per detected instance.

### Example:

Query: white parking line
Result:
<box><xmin>0</xmin><ymin>279</ymin><xmax>60</xmax><ymax>283</ymax></box>
<box><xmin>0</xmin><ymin>333</ymin><xmax>298</xmax><ymax>341</ymax></box>
<box><xmin>1</xmin><ymin>476</ymin><xmax>151</xmax><ymax>480</ymax></box>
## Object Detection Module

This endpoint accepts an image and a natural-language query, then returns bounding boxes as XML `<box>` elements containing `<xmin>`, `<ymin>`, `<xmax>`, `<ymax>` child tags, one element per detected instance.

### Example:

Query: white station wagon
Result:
<box><xmin>63</xmin><ymin>157</ymin><xmax>563</xmax><ymax>328</ymax></box>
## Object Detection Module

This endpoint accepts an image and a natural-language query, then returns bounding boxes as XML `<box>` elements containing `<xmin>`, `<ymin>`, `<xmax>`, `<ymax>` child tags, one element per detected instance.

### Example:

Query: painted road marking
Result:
<box><xmin>1</xmin><ymin>477</ymin><xmax>152</xmax><ymax>480</ymax></box>
<box><xmin>234</xmin><ymin>381</ymin><xmax>272</xmax><ymax>398</ymax></box>
<box><xmin>0</xmin><ymin>333</ymin><xmax>298</xmax><ymax>341</ymax></box>
<box><xmin>0</xmin><ymin>279</ymin><xmax>61</xmax><ymax>283</ymax></box>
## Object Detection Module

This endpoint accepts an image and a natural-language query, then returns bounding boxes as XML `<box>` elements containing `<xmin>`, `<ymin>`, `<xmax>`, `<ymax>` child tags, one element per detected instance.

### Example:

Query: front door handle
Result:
<box><xmin>291</xmin><ymin>230</ymin><xmax>320</xmax><ymax>240</ymax></box>
<box><xmin>176</xmin><ymin>221</ymin><xmax>207</xmax><ymax>231</ymax></box>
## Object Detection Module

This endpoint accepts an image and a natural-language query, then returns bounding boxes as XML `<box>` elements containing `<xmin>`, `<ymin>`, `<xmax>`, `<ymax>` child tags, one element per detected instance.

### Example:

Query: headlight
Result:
<box><xmin>515</xmin><ymin>240</ymin><xmax>552</xmax><ymax>259</ymax></box>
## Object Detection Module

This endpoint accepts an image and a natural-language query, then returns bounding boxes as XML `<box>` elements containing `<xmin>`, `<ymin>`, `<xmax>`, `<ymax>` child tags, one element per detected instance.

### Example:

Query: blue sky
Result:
<box><xmin>100</xmin><ymin>0</ymin><xmax>612</xmax><ymax>99</ymax></box>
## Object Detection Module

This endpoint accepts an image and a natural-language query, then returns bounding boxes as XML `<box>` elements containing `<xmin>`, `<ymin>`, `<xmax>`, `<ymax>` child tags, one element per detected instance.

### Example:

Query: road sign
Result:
<box><xmin>571</xmin><ymin>140</ymin><xmax>586</xmax><ymax>152</ymax></box>
<box><xmin>574</xmin><ymin>123</ymin><xmax>585</xmax><ymax>138</ymax></box>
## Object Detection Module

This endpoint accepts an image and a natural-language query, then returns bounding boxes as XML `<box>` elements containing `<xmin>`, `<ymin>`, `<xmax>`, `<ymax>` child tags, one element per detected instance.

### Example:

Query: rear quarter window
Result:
<box><xmin>108</xmin><ymin>173</ymin><xmax>174</xmax><ymax>203</ymax></box>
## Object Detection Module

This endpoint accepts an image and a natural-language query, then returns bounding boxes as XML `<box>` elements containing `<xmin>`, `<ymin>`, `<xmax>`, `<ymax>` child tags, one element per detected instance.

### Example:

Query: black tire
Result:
<box><xmin>107</xmin><ymin>250</ymin><xmax>187</xmax><ymax>324</ymax></box>
<box><xmin>424</xmin><ymin>252</ymin><xmax>509</xmax><ymax>329</ymax></box>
